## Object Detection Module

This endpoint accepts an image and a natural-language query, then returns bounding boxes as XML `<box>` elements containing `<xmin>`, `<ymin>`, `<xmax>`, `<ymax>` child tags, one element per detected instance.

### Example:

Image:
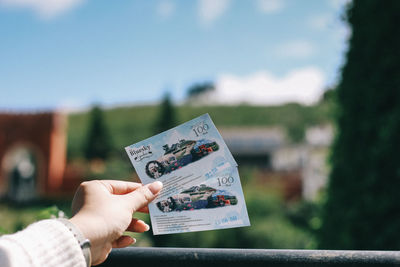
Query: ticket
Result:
<box><xmin>125</xmin><ymin>114</ymin><xmax>250</xmax><ymax>235</ymax></box>
<box><xmin>148</xmin><ymin>166</ymin><xmax>250</xmax><ymax>234</ymax></box>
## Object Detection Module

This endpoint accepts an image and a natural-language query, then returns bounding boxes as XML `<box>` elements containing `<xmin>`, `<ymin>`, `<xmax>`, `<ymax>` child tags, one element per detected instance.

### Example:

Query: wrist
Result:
<box><xmin>58</xmin><ymin>218</ymin><xmax>92</xmax><ymax>267</ymax></box>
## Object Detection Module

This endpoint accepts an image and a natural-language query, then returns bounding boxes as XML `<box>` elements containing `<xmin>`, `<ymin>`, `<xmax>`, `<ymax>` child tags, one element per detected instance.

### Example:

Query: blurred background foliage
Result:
<box><xmin>319</xmin><ymin>0</ymin><xmax>400</xmax><ymax>250</ymax></box>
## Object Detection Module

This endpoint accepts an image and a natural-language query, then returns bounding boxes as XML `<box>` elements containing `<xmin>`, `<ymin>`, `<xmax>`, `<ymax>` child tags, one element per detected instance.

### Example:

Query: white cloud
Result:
<box><xmin>307</xmin><ymin>12</ymin><xmax>351</xmax><ymax>44</ymax></box>
<box><xmin>335</xmin><ymin>23</ymin><xmax>351</xmax><ymax>42</ymax></box>
<box><xmin>329</xmin><ymin>0</ymin><xmax>352</xmax><ymax>10</ymax></box>
<box><xmin>275</xmin><ymin>40</ymin><xmax>316</xmax><ymax>59</ymax></box>
<box><xmin>198</xmin><ymin>0</ymin><xmax>230</xmax><ymax>26</ymax></box>
<box><xmin>0</xmin><ymin>0</ymin><xmax>85</xmax><ymax>18</ymax></box>
<box><xmin>205</xmin><ymin>67</ymin><xmax>325</xmax><ymax>105</ymax></box>
<box><xmin>257</xmin><ymin>0</ymin><xmax>284</xmax><ymax>14</ymax></box>
<box><xmin>307</xmin><ymin>14</ymin><xmax>332</xmax><ymax>31</ymax></box>
<box><xmin>156</xmin><ymin>0</ymin><xmax>175</xmax><ymax>19</ymax></box>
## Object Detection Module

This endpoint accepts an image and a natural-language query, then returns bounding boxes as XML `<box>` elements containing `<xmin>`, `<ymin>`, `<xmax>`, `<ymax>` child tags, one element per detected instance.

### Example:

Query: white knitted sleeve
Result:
<box><xmin>0</xmin><ymin>219</ymin><xmax>86</xmax><ymax>267</ymax></box>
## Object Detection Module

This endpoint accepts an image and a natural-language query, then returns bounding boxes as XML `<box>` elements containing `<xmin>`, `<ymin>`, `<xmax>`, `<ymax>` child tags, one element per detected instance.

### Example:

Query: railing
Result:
<box><xmin>98</xmin><ymin>247</ymin><xmax>400</xmax><ymax>267</ymax></box>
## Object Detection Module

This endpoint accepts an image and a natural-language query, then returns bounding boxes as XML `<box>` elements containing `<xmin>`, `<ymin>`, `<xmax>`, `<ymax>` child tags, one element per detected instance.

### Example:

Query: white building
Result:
<box><xmin>220</xmin><ymin>124</ymin><xmax>334</xmax><ymax>201</ymax></box>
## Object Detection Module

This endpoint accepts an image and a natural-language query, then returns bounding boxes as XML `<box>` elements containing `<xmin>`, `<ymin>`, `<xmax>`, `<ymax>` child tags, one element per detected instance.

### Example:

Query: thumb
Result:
<box><xmin>126</xmin><ymin>181</ymin><xmax>163</xmax><ymax>212</ymax></box>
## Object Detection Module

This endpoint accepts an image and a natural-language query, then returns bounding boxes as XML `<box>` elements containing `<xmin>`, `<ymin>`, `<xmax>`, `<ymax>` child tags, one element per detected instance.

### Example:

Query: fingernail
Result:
<box><xmin>137</xmin><ymin>220</ymin><xmax>150</xmax><ymax>231</ymax></box>
<box><xmin>148</xmin><ymin>181</ymin><xmax>163</xmax><ymax>195</ymax></box>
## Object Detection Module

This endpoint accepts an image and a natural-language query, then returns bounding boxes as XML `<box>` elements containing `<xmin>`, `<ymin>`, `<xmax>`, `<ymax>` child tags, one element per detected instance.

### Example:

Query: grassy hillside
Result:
<box><xmin>67</xmin><ymin>102</ymin><xmax>335</xmax><ymax>159</ymax></box>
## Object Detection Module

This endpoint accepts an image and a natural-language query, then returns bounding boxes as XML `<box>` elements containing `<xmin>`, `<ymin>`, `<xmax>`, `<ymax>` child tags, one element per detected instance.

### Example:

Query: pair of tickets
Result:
<box><xmin>125</xmin><ymin>114</ymin><xmax>250</xmax><ymax>235</ymax></box>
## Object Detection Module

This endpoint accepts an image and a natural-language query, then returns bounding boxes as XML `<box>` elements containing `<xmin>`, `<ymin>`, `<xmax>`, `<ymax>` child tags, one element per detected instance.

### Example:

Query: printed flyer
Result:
<box><xmin>125</xmin><ymin>113</ymin><xmax>250</xmax><ymax>235</ymax></box>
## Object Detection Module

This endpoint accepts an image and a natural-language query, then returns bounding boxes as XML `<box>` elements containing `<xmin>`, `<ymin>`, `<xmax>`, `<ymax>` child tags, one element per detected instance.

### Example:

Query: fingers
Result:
<box><xmin>125</xmin><ymin>181</ymin><xmax>163</xmax><ymax>212</ymax></box>
<box><xmin>126</xmin><ymin>218</ymin><xmax>150</xmax><ymax>233</ymax></box>
<box><xmin>112</xmin><ymin>235</ymin><xmax>136</xmax><ymax>248</ymax></box>
<box><xmin>97</xmin><ymin>180</ymin><xmax>142</xmax><ymax>195</ymax></box>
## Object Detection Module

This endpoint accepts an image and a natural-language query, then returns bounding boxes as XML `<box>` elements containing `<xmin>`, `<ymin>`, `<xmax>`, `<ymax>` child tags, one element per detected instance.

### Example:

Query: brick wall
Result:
<box><xmin>0</xmin><ymin>112</ymin><xmax>72</xmax><ymax>198</ymax></box>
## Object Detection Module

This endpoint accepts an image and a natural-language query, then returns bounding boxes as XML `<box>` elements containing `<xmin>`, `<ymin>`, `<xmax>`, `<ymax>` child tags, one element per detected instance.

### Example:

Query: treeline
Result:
<box><xmin>67</xmin><ymin>99</ymin><xmax>334</xmax><ymax>160</ymax></box>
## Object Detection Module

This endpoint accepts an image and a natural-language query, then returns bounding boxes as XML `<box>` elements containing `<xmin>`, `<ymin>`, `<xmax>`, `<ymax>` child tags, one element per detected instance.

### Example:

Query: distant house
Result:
<box><xmin>301</xmin><ymin>125</ymin><xmax>333</xmax><ymax>200</ymax></box>
<box><xmin>220</xmin><ymin>125</ymin><xmax>333</xmax><ymax>201</ymax></box>
<box><xmin>220</xmin><ymin>127</ymin><xmax>285</xmax><ymax>168</ymax></box>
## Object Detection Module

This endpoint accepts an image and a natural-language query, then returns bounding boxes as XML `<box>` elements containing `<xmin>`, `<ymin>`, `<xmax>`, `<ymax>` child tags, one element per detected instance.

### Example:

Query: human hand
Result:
<box><xmin>69</xmin><ymin>180</ymin><xmax>163</xmax><ymax>265</ymax></box>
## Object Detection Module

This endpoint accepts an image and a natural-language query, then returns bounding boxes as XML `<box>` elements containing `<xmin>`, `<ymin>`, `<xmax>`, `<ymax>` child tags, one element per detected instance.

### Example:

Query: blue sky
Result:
<box><xmin>0</xmin><ymin>0</ymin><xmax>350</xmax><ymax>110</ymax></box>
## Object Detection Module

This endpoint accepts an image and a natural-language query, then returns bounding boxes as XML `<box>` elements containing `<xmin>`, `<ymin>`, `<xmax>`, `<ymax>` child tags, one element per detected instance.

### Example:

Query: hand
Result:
<box><xmin>69</xmin><ymin>180</ymin><xmax>163</xmax><ymax>265</ymax></box>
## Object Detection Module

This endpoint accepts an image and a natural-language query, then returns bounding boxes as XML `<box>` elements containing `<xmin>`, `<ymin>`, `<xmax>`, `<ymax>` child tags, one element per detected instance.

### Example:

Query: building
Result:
<box><xmin>0</xmin><ymin>112</ymin><xmax>82</xmax><ymax>202</ymax></box>
<box><xmin>220</xmin><ymin>127</ymin><xmax>285</xmax><ymax>168</ymax></box>
<box><xmin>220</xmin><ymin>124</ymin><xmax>333</xmax><ymax>201</ymax></box>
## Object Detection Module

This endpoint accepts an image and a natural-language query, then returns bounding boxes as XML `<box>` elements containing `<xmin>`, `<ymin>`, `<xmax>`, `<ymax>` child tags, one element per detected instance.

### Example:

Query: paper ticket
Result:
<box><xmin>125</xmin><ymin>113</ymin><xmax>250</xmax><ymax>235</ymax></box>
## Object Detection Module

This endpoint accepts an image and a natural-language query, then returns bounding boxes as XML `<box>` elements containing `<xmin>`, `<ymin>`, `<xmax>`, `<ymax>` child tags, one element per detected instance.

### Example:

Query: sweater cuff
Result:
<box><xmin>1</xmin><ymin>219</ymin><xmax>87</xmax><ymax>267</ymax></box>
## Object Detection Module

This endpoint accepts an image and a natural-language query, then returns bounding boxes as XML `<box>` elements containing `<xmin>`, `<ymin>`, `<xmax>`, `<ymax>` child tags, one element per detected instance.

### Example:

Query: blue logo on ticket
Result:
<box><xmin>125</xmin><ymin>114</ymin><xmax>250</xmax><ymax>235</ymax></box>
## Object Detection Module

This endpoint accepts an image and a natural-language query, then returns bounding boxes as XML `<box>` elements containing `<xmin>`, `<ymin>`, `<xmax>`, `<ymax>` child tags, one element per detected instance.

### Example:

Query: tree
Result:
<box><xmin>186</xmin><ymin>82</ymin><xmax>215</xmax><ymax>99</ymax></box>
<box><xmin>151</xmin><ymin>93</ymin><xmax>178</xmax><ymax>246</ymax></box>
<box><xmin>154</xmin><ymin>93</ymin><xmax>177</xmax><ymax>134</ymax></box>
<box><xmin>84</xmin><ymin>105</ymin><xmax>113</xmax><ymax>160</ymax></box>
<box><xmin>319</xmin><ymin>0</ymin><xmax>400</xmax><ymax>249</ymax></box>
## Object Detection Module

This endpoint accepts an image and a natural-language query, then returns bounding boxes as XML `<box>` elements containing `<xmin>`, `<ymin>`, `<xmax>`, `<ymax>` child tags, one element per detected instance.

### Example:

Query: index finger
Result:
<box><xmin>98</xmin><ymin>180</ymin><xmax>143</xmax><ymax>195</ymax></box>
<box><xmin>125</xmin><ymin>181</ymin><xmax>163</xmax><ymax>212</ymax></box>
